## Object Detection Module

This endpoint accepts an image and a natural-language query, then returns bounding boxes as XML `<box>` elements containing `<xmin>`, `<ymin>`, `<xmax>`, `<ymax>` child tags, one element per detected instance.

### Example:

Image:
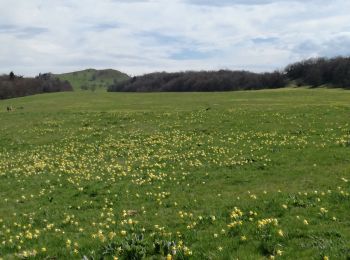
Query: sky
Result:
<box><xmin>0</xmin><ymin>0</ymin><xmax>350</xmax><ymax>76</ymax></box>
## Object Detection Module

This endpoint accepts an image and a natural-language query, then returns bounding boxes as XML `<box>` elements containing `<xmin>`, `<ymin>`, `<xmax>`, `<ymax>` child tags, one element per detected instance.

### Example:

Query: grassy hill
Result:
<box><xmin>55</xmin><ymin>68</ymin><xmax>129</xmax><ymax>91</ymax></box>
<box><xmin>0</xmin><ymin>88</ymin><xmax>350</xmax><ymax>259</ymax></box>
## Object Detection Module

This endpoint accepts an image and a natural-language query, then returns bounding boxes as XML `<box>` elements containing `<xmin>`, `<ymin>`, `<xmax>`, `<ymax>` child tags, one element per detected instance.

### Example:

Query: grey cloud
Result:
<box><xmin>294</xmin><ymin>36</ymin><xmax>350</xmax><ymax>58</ymax></box>
<box><xmin>17</xmin><ymin>27</ymin><xmax>49</xmax><ymax>38</ymax></box>
<box><xmin>136</xmin><ymin>31</ymin><xmax>185</xmax><ymax>45</ymax></box>
<box><xmin>185</xmin><ymin>0</ymin><xmax>322</xmax><ymax>6</ymax></box>
<box><xmin>0</xmin><ymin>24</ymin><xmax>17</xmax><ymax>33</ymax></box>
<box><xmin>110</xmin><ymin>0</ymin><xmax>152</xmax><ymax>3</ymax></box>
<box><xmin>0</xmin><ymin>24</ymin><xmax>48</xmax><ymax>38</ymax></box>
<box><xmin>89</xmin><ymin>23</ymin><xmax>120</xmax><ymax>31</ymax></box>
<box><xmin>170</xmin><ymin>48</ymin><xmax>219</xmax><ymax>60</ymax></box>
<box><xmin>251</xmin><ymin>37</ymin><xmax>279</xmax><ymax>45</ymax></box>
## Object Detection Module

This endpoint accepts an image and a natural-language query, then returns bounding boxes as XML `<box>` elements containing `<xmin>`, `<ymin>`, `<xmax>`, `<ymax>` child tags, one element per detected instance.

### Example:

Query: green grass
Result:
<box><xmin>55</xmin><ymin>68</ymin><xmax>129</xmax><ymax>91</ymax></box>
<box><xmin>0</xmin><ymin>88</ymin><xmax>349</xmax><ymax>259</ymax></box>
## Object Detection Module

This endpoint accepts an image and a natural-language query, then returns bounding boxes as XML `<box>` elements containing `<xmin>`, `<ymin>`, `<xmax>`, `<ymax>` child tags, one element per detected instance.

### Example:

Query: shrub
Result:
<box><xmin>0</xmin><ymin>72</ymin><xmax>73</xmax><ymax>99</ymax></box>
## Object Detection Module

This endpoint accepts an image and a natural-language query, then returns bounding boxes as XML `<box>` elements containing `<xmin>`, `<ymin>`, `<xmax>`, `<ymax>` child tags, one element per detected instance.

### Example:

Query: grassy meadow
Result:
<box><xmin>0</xmin><ymin>88</ymin><xmax>349</xmax><ymax>259</ymax></box>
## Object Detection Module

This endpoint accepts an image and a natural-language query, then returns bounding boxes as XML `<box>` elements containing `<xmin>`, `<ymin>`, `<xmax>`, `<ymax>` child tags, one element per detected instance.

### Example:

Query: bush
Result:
<box><xmin>0</xmin><ymin>72</ymin><xmax>73</xmax><ymax>100</ymax></box>
<box><xmin>285</xmin><ymin>56</ymin><xmax>350</xmax><ymax>88</ymax></box>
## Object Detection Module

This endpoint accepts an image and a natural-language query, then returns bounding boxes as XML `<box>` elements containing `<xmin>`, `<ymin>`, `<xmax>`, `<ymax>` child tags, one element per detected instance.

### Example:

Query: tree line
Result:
<box><xmin>0</xmin><ymin>72</ymin><xmax>73</xmax><ymax>100</ymax></box>
<box><xmin>108</xmin><ymin>70</ymin><xmax>287</xmax><ymax>92</ymax></box>
<box><xmin>285</xmin><ymin>56</ymin><xmax>350</xmax><ymax>88</ymax></box>
<box><xmin>108</xmin><ymin>56</ymin><xmax>350</xmax><ymax>92</ymax></box>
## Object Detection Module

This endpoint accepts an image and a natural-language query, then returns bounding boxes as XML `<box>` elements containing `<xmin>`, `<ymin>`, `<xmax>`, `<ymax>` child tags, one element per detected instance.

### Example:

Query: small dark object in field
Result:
<box><xmin>6</xmin><ymin>106</ymin><xmax>12</xmax><ymax>112</ymax></box>
<box><xmin>127</xmin><ymin>210</ymin><xmax>138</xmax><ymax>216</ymax></box>
<box><xmin>206</xmin><ymin>107</ymin><xmax>211</xmax><ymax>111</ymax></box>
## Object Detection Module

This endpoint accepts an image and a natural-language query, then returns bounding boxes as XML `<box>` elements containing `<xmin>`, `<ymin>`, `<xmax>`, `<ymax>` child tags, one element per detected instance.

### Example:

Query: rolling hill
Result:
<box><xmin>55</xmin><ymin>68</ymin><xmax>129</xmax><ymax>91</ymax></box>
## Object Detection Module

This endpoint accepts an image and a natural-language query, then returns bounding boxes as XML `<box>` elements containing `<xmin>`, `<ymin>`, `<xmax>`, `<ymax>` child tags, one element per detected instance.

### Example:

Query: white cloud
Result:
<box><xmin>0</xmin><ymin>0</ymin><xmax>350</xmax><ymax>76</ymax></box>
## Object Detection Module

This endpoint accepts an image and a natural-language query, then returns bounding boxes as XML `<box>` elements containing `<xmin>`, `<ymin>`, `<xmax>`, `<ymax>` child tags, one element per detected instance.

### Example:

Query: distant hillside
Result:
<box><xmin>55</xmin><ymin>69</ymin><xmax>129</xmax><ymax>91</ymax></box>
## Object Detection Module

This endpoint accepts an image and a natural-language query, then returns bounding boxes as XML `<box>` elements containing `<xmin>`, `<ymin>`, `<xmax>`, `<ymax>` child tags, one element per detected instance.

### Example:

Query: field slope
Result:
<box><xmin>0</xmin><ymin>88</ymin><xmax>349</xmax><ymax>259</ymax></box>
